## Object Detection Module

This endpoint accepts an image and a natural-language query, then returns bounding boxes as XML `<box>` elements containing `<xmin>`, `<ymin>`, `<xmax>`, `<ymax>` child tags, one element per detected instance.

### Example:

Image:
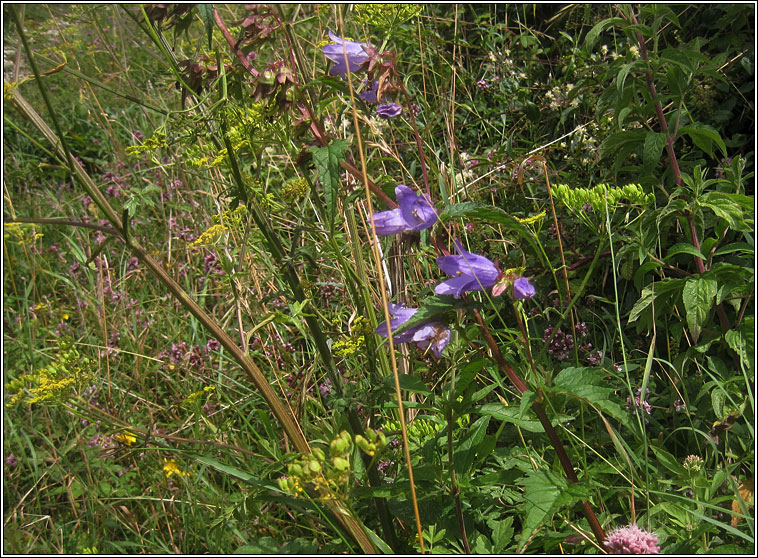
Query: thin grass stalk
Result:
<box><xmin>7</xmin><ymin>84</ymin><xmax>378</xmax><ymax>556</ymax></box>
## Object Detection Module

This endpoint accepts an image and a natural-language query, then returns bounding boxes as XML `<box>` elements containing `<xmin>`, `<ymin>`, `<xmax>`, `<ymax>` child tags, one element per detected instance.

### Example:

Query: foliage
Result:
<box><xmin>3</xmin><ymin>3</ymin><xmax>753</xmax><ymax>554</ymax></box>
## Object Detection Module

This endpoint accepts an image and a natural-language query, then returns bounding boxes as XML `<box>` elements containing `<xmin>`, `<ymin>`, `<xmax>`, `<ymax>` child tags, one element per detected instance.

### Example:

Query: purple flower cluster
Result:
<box><xmin>604</xmin><ymin>524</ymin><xmax>660</xmax><ymax>554</ymax></box>
<box><xmin>542</xmin><ymin>322</ymin><xmax>597</xmax><ymax>363</ymax></box>
<box><xmin>372</xmin><ymin>185</ymin><xmax>437</xmax><ymax>236</ymax></box>
<box><xmin>626</xmin><ymin>387</ymin><xmax>652</xmax><ymax>416</ymax></box>
<box><xmin>376</xmin><ymin>303</ymin><xmax>451</xmax><ymax>359</ymax></box>
<box><xmin>158</xmin><ymin>340</ymin><xmax>219</xmax><ymax>372</ymax></box>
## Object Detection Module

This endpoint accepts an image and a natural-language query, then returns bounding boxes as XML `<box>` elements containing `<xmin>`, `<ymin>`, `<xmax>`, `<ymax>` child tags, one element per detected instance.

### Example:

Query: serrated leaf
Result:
<box><xmin>725</xmin><ymin>316</ymin><xmax>754</xmax><ymax>374</ymax></box>
<box><xmin>517</xmin><ymin>470</ymin><xmax>589</xmax><ymax>551</ymax></box>
<box><xmin>643</xmin><ymin>131</ymin><xmax>667</xmax><ymax>172</ymax></box>
<box><xmin>384</xmin><ymin>374</ymin><xmax>431</xmax><ymax>396</ymax></box>
<box><xmin>553</xmin><ymin>367</ymin><xmax>632</xmax><ymax>428</ymax></box>
<box><xmin>309</xmin><ymin>139</ymin><xmax>349</xmax><ymax>230</ymax></box>
<box><xmin>477</xmin><ymin>403</ymin><xmax>573</xmax><ymax>433</ymax></box>
<box><xmin>680</xmin><ymin>123</ymin><xmax>728</xmax><ymax>159</ymax></box>
<box><xmin>699</xmin><ymin>191</ymin><xmax>751</xmax><ymax>231</ymax></box>
<box><xmin>439</xmin><ymin>201</ymin><xmax>521</xmax><ymax>228</ymax></box>
<box><xmin>682</xmin><ymin>277</ymin><xmax>717</xmax><ymax>343</ymax></box>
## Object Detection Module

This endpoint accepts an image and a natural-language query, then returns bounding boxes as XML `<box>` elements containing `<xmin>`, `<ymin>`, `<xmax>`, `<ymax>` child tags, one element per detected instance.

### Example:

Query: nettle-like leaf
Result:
<box><xmin>477</xmin><ymin>403</ymin><xmax>574</xmax><ymax>433</ymax></box>
<box><xmin>699</xmin><ymin>191</ymin><xmax>753</xmax><ymax>232</ymax></box>
<box><xmin>725</xmin><ymin>316</ymin><xmax>754</xmax><ymax>374</ymax></box>
<box><xmin>628</xmin><ymin>277</ymin><xmax>685</xmax><ymax>334</ymax></box>
<box><xmin>679</xmin><ymin>123</ymin><xmax>728</xmax><ymax>159</ymax></box>
<box><xmin>517</xmin><ymin>469</ymin><xmax>590</xmax><ymax>551</ymax></box>
<box><xmin>553</xmin><ymin>367</ymin><xmax>633</xmax><ymax>430</ymax></box>
<box><xmin>681</xmin><ymin>276</ymin><xmax>718</xmax><ymax>343</ymax></box>
<box><xmin>309</xmin><ymin>139</ymin><xmax>349</xmax><ymax>230</ymax></box>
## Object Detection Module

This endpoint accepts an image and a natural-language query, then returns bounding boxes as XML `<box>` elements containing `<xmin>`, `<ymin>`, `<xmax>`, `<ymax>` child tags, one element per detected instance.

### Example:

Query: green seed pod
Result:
<box><xmin>312</xmin><ymin>447</ymin><xmax>326</xmax><ymax>461</ymax></box>
<box><xmin>288</xmin><ymin>463</ymin><xmax>303</xmax><ymax>477</ymax></box>
<box><xmin>354</xmin><ymin>435</ymin><xmax>370</xmax><ymax>453</ymax></box>
<box><xmin>278</xmin><ymin>477</ymin><xmax>289</xmax><ymax>491</ymax></box>
<box><xmin>308</xmin><ymin>459</ymin><xmax>321</xmax><ymax>474</ymax></box>
<box><xmin>333</xmin><ymin>456</ymin><xmax>350</xmax><ymax>472</ymax></box>
<box><xmin>287</xmin><ymin>477</ymin><xmax>296</xmax><ymax>490</ymax></box>
<box><xmin>365</xmin><ymin>429</ymin><xmax>377</xmax><ymax>443</ymax></box>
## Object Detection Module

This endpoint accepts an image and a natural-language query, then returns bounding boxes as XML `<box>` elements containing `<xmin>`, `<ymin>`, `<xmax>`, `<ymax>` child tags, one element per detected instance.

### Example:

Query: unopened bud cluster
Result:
<box><xmin>278</xmin><ymin>429</ymin><xmax>386</xmax><ymax>501</ymax></box>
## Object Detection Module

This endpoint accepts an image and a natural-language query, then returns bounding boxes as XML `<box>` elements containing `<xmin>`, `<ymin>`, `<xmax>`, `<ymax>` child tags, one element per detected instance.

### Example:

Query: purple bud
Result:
<box><xmin>513</xmin><ymin>277</ymin><xmax>536</xmax><ymax>300</ymax></box>
<box><xmin>376</xmin><ymin>103</ymin><xmax>402</xmax><ymax>119</ymax></box>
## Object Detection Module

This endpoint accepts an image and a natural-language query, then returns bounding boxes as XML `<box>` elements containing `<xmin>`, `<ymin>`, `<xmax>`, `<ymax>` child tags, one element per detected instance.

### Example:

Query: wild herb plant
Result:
<box><xmin>3</xmin><ymin>4</ymin><xmax>753</xmax><ymax>554</ymax></box>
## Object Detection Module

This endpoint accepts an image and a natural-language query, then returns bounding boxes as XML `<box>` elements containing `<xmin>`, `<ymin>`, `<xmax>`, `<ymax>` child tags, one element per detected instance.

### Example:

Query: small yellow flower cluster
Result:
<box><xmin>516</xmin><ymin>211</ymin><xmax>547</xmax><ymax>226</ymax></box>
<box><xmin>332</xmin><ymin>335</ymin><xmax>365</xmax><ymax>357</ymax></box>
<box><xmin>182</xmin><ymin>385</ymin><xmax>216</xmax><ymax>408</ymax></box>
<box><xmin>281</xmin><ymin>177</ymin><xmax>310</xmax><ymax>203</ymax></box>
<box><xmin>4</xmin><ymin>222</ymin><xmax>43</xmax><ymax>244</ymax></box>
<box><xmin>278</xmin><ymin>429</ymin><xmax>385</xmax><ymax>502</ymax></box>
<box><xmin>189</xmin><ymin>224</ymin><xmax>228</xmax><ymax>247</ymax></box>
<box><xmin>351</xmin><ymin>315</ymin><xmax>374</xmax><ymax>337</ymax></box>
<box><xmin>5</xmin><ymin>342</ymin><xmax>92</xmax><ymax>407</ymax></box>
<box><xmin>125</xmin><ymin>130</ymin><xmax>168</xmax><ymax>157</ymax></box>
<box><xmin>163</xmin><ymin>458</ymin><xmax>191</xmax><ymax>479</ymax></box>
<box><xmin>354</xmin><ymin>4</ymin><xmax>423</xmax><ymax>27</ymax></box>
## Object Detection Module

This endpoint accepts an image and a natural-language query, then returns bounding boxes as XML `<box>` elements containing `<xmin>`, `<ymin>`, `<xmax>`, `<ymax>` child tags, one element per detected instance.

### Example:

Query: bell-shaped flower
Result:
<box><xmin>376</xmin><ymin>102</ymin><xmax>402</xmax><ymax>119</ymax></box>
<box><xmin>513</xmin><ymin>277</ymin><xmax>536</xmax><ymax>300</ymax></box>
<box><xmin>373</xmin><ymin>185</ymin><xmax>437</xmax><ymax>236</ymax></box>
<box><xmin>322</xmin><ymin>30</ymin><xmax>370</xmax><ymax>77</ymax></box>
<box><xmin>376</xmin><ymin>303</ymin><xmax>451</xmax><ymax>358</ymax></box>
<box><xmin>434</xmin><ymin>241</ymin><xmax>499</xmax><ymax>298</ymax></box>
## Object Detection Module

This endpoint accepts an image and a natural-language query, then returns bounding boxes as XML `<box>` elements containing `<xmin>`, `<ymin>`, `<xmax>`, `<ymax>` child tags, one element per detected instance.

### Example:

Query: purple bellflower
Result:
<box><xmin>322</xmin><ymin>30</ymin><xmax>370</xmax><ymax>77</ymax></box>
<box><xmin>435</xmin><ymin>241</ymin><xmax>499</xmax><ymax>298</ymax></box>
<box><xmin>373</xmin><ymin>185</ymin><xmax>437</xmax><ymax>236</ymax></box>
<box><xmin>376</xmin><ymin>102</ymin><xmax>403</xmax><ymax>119</ymax></box>
<box><xmin>376</xmin><ymin>303</ymin><xmax>451</xmax><ymax>358</ymax></box>
<box><xmin>513</xmin><ymin>277</ymin><xmax>536</xmax><ymax>300</ymax></box>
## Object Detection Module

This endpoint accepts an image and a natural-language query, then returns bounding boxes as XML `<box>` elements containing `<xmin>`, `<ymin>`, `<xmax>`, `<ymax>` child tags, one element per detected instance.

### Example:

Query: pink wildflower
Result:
<box><xmin>605</xmin><ymin>524</ymin><xmax>660</xmax><ymax>554</ymax></box>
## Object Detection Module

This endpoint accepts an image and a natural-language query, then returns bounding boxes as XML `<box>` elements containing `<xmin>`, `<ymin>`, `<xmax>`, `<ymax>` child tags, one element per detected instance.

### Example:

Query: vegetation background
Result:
<box><xmin>3</xmin><ymin>3</ymin><xmax>754</xmax><ymax>554</ymax></box>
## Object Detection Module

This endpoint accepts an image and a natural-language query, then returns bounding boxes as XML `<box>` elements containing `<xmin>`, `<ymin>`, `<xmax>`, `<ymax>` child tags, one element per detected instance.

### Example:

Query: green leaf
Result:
<box><xmin>628</xmin><ymin>278</ymin><xmax>685</xmax><ymax>324</ymax></box>
<box><xmin>390</xmin><ymin>295</ymin><xmax>462</xmax><ymax>336</ymax></box>
<box><xmin>643</xmin><ymin>131</ymin><xmax>667</xmax><ymax>172</ymax></box>
<box><xmin>682</xmin><ymin>277</ymin><xmax>717</xmax><ymax>343</ymax></box>
<box><xmin>725</xmin><ymin>316</ymin><xmax>754</xmax><ymax>374</ymax></box>
<box><xmin>440</xmin><ymin>201</ymin><xmax>522</xmax><ymax>228</ymax></box>
<box><xmin>584</xmin><ymin>17</ymin><xmax>627</xmax><ymax>50</ymax></box>
<box><xmin>487</xmin><ymin>517</ymin><xmax>514</xmax><ymax>553</ymax></box>
<box><xmin>700</xmin><ymin>192</ymin><xmax>751</xmax><ymax>231</ymax></box>
<box><xmin>309</xmin><ymin>139</ymin><xmax>350</xmax><ymax>230</ymax></box>
<box><xmin>650</xmin><ymin>445</ymin><xmax>687</xmax><ymax>477</ymax></box>
<box><xmin>680</xmin><ymin>123</ymin><xmax>728</xmax><ymax>159</ymax></box>
<box><xmin>196</xmin><ymin>5</ymin><xmax>214</xmax><ymax>49</ymax></box>
<box><xmin>477</xmin><ymin>403</ymin><xmax>573</xmax><ymax>433</ymax></box>
<box><xmin>553</xmin><ymin>367</ymin><xmax>632</xmax><ymax>428</ymax></box>
<box><xmin>439</xmin><ymin>202</ymin><xmax>541</xmax><ymax>256</ymax></box>
<box><xmin>384</xmin><ymin>374</ymin><xmax>432</xmax><ymax>396</ymax></box>
<box><xmin>517</xmin><ymin>470</ymin><xmax>590</xmax><ymax>551</ymax></box>
<box><xmin>664</xmin><ymin>242</ymin><xmax>705</xmax><ymax>261</ymax></box>
<box><xmin>453</xmin><ymin>416</ymin><xmax>490</xmax><ymax>475</ymax></box>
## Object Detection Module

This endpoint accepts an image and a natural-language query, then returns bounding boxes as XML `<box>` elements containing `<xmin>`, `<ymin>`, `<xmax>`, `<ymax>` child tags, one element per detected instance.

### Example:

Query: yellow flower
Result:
<box><xmin>163</xmin><ymin>458</ymin><xmax>191</xmax><ymax>478</ymax></box>
<box><xmin>115</xmin><ymin>431</ymin><xmax>137</xmax><ymax>446</ymax></box>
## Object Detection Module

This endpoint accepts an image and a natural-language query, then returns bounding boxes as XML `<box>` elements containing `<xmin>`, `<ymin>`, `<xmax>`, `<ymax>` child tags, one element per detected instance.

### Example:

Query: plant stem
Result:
<box><xmin>471</xmin><ymin>309</ymin><xmax>608</xmax><ymax>551</ymax></box>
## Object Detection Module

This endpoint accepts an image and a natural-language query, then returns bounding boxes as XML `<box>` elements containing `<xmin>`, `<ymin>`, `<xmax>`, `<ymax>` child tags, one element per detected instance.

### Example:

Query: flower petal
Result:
<box><xmin>396</xmin><ymin>185</ymin><xmax>437</xmax><ymax>231</ymax></box>
<box><xmin>372</xmin><ymin>209</ymin><xmax>408</xmax><ymax>236</ymax></box>
<box><xmin>434</xmin><ymin>275</ymin><xmax>475</xmax><ymax>298</ymax></box>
